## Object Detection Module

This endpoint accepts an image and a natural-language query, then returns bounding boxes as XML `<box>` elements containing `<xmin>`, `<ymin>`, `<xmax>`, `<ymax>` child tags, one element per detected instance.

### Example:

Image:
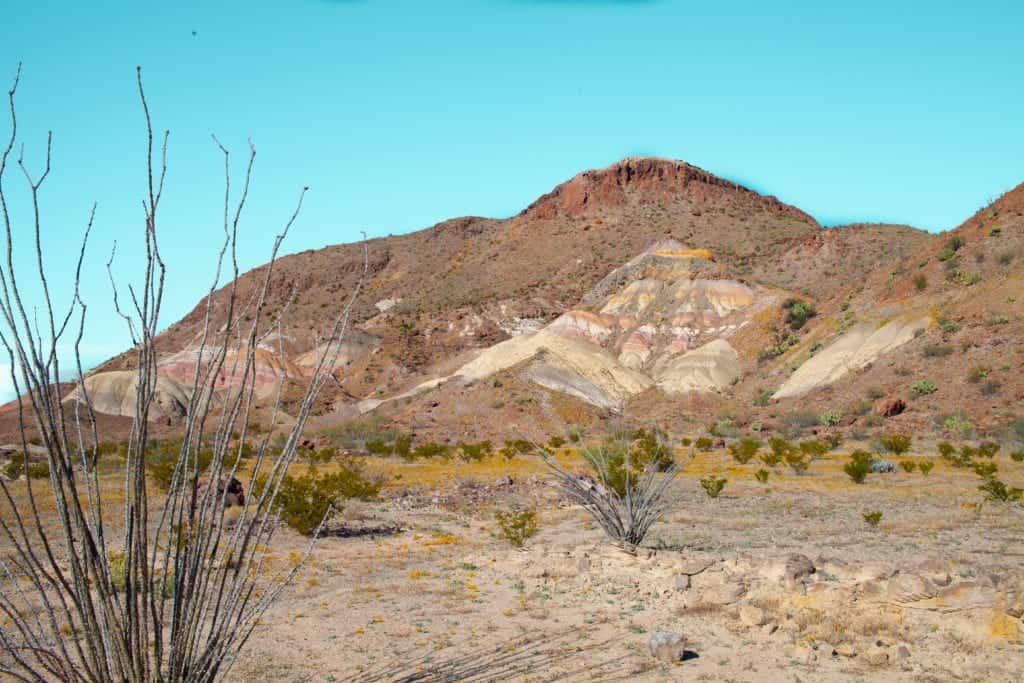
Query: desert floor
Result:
<box><xmin>222</xmin><ymin>449</ymin><xmax>1024</xmax><ymax>682</ymax></box>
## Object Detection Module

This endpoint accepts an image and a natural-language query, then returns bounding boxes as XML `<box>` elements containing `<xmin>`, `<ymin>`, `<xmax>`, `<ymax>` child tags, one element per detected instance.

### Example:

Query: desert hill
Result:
<box><xmin>26</xmin><ymin>159</ymin><xmax>1024</xmax><ymax>446</ymax></box>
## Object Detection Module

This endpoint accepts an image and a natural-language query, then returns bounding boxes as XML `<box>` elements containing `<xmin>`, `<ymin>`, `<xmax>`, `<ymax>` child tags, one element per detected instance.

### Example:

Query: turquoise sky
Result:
<box><xmin>1</xmin><ymin>0</ymin><xmax>1023</xmax><ymax>397</ymax></box>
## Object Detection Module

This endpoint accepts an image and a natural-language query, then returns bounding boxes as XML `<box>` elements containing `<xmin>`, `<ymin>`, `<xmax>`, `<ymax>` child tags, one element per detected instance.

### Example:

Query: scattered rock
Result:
<box><xmin>493</xmin><ymin>476</ymin><xmax>515</xmax><ymax>487</ymax></box>
<box><xmin>886</xmin><ymin>573</ymin><xmax>936</xmax><ymax>603</ymax></box>
<box><xmin>578</xmin><ymin>554</ymin><xmax>591</xmax><ymax>573</ymax></box>
<box><xmin>701</xmin><ymin>582</ymin><xmax>746</xmax><ymax>606</ymax></box>
<box><xmin>836</xmin><ymin>643</ymin><xmax>857</xmax><ymax>658</ymax></box>
<box><xmin>874</xmin><ymin>397</ymin><xmax>906</xmax><ymax>417</ymax></box>
<box><xmin>860</xmin><ymin>646</ymin><xmax>889</xmax><ymax>667</ymax></box>
<box><xmin>647</xmin><ymin>631</ymin><xmax>686</xmax><ymax>663</ymax></box>
<box><xmin>815</xmin><ymin>641</ymin><xmax>837</xmax><ymax>657</ymax></box>
<box><xmin>761</xmin><ymin>621</ymin><xmax>779</xmax><ymax>637</ymax></box>
<box><xmin>739</xmin><ymin>605</ymin><xmax>767</xmax><ymax>627</ymax></box>
<box><xmin>675</xmin><ymin>574</ymin><xmax>690</xmax><ymax>591</ymax></box>
<box><xmin>894</xmin><ymin>645</ymin><xmax>911</xmax><ymax>662</ymax></box>
<box><xmin>784</xmin><ymin>554</ymin><xmax>816</xmax><ymax>582</ymax></box>
<box><xmin>199</xmin><ymin>476</ymin><xmax>245</xmax><ymax>508</ymax></box>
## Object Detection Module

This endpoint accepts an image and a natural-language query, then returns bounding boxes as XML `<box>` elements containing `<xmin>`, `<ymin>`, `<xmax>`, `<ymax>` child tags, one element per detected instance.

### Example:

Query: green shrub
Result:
<box><xmin>546</xmin><ymin>436</ymin><xmax>566</xmax><ymax>450</ymax></box>
<box><xmin>967</xmin><ymin>366</ymin><xmax>991</xmax><ymax>383</ymax></box>
<box><xmin>762</xmin><ymin>437</ymin><xmax>793</xmax><ymax>467</ymax></box>
<box><xmin>783</xmin><ymin>298</ymin><xmax>818</xmax><ymax>331</ymax></box>
<box><xmin>458</xmin><ymin>441</ymin><xmax>494</xmax><ymax>462</ymax></box>
<box><xmin>257</xmin><ymin>462</ymin><xmax>382</xmax><ymax>536</ymax></box>
<box><xmin>628</xmin><ymin>428</ymin><xmax>674</xmax><ymax>471</ymax></box>
<box><xmin>918</xmin><ymin>461</ymin><xmax>934</xmax><ymax>476</ymax></box>
<box><xmin>410</xmin><ymin>442</ymin><xmax>453</xmax><ymax>460</ymax></box>
<box><xmin>878</xmin><ymin>434</ymin><xmax>912</xmax><ymax>455</ymax></box>
<box><xmin>1010</xmin><ymin>451</ymin><xmax>1024</xmax><ymax>463</ymax></box>
<box><xmin>798</xmin><ymin>440</ymin><xmax>828</xmax><ymax>460</ymax></box>
<box><xmin>978</xmin><ymin>478</ymin><xmax>1023</xmax><ymax>503</ymax></box>
<box><xmin>899</xmin><ymin>460</ymin><xmax>917</xmax><ymax>473</ymax></box>
<box><xmin>942</xmin><ymin>414</ymin><xmax>974</xmax><ymax>438</ymax></box>
<box><xmin>494</xmin><ymin>509</ymin><xmax>539</xmax><ymax>548</ymax></box>
<box><xmin>728</xmin><ymin>437</ymin><xmax>760</xmax><ymax>465</ymax></box>
<box><xmin>694</xmin><ymin>437</ymin><xmax>714</xmax><ymax>452</ymax></box>
<box><xmin>910</xmin><ymin>380</ymin><xmax>937</xmax><ymax>397</ymax></box>
<box><xmin>753</xmin><ymin>389</ymin><xmax>773</xmax><ymax>407</ymax></box>
<box><xmin>680</xmin><ymin>437</ymin><xmax>692</xmax><ymax>447</ymax></box>
<box><xmin>699</xmin><ymin>475</ymin><xmax>727</xmax><ymax>499</ymax></box>
<box><xmin>937</xmin><ymin>442</ymin><xmax>956</xmax><ymax>458</ymax></box>
<box><xmin>938</xmin><ymin>318</ymin><xmax>961</xmax><ymax>333</ymax></box>
<box><xmin>819</xmin><ymin>410</ymin><xmax>843</xmax><ymax>427</ymax></box>
<box><xmin>862</xmin><ymin>510</ymin><xmax>883</xmax><ymax>528</ymax></box>
<box><xmin>844</xmin><ymin>451</ymin><xmax>872</xmax><ymax>484</ymax></box>
<box><xmin>824</xmin><ymin>433</ymin><xmax>844</xmax><ymax>450</ymax></box>
<box><xmin>784</xmin><ymin>450</ymin><xmax>810</xmax><ymax>475</ymax></box>
<box><xmin>754</xmin><ymin>468</ymin><xmax>770</xmax><ymax>484</ymax></box>
<box><xmin>3</xmin><ymin>453</ymin><xmax>49</xmax><ymax>480</ymax></box>
<box><xmin>978</xmin><ymin>441</ymin><xmax>1000</xmax><ymax>458</ymax></box>
<box><xmin>973</xmin><ymin>461</ymin><xmax>998</xmax><ymax>479</ymax></box>
<box><xmin>913</xmin><ymin>274</ymin><xmax>927</xmax><ymax>291</ymax></box>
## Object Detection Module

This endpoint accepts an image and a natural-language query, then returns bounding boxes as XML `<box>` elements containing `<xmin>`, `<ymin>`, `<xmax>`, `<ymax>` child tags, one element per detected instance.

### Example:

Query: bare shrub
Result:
<box><xmin>0</xmin><ymin>65</ymin><xmax>365</xmax><ymax>681</ymax></box>
<box><xmin>541</xmin><ymin>433</ymin><xmax>684</xmax><ymax>551</ymax></box>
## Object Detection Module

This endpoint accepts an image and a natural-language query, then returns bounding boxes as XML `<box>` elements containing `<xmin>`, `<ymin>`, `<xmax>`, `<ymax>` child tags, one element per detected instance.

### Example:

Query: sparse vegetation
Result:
<box><xmin>754</xmin><ymin>468</ymin><xmax>770</xmax><ymax>483</ymax></box>
<box><xmin>728</xmin><ymin>437</ymin><xmax>761</xmax><ymax>464</ymax></box>
<box><xmin>494</xmin><ymin>509</ymin><xmax>539</xmax><ymax>548</ymax></box>
<box><xmin>700</xmin><ymin>474</ymin><xmax>728</xmax><ymax>498</ymax></box>
<box><xmin>862</xmin><ymin>511</ymin><xmax>883</xmax><ymax>528</ymax></box>
<box><xmin>899</xmin><ymin>460</ymin><xmax>917</xmax><ymax>473</ymax></box>
<box><xmin>978</xmin><ymin>478</ymin><xmax>1023</xmax><ymax>503</ymax></box>
<box><xmin>918</xmin><ymin>461</ymin><xmax>934</xmax><ymax>476</ymax></box>
<box><xmin>844</xmin><ymin>451</ymin><xmax>872</xmax><ymax>484</ymax></box>
<box><xmin>911</xmin><ymin>379</ymin><xmax>937</xmax><ymax>396</ymax></box>
<box><xmin>877</xmin><ymin>433</ymin><xmax>912</xmax><ymax>455</ymax></box>
<box><xmin>783</xmin><ymin>298</ymin><xmax>818</xmax><ymax>331</ymax></box>
<box><xmin>818</xmin><ymin>409</ymin><xmax>843</xmax><ymax>427</ymax></box>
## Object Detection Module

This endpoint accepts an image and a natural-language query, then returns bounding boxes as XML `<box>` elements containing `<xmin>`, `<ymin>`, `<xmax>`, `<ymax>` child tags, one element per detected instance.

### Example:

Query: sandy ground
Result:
<box><xmin>222</xmin><ymin>450</ymin><xmax>1024</xmax><ymax>682</ymax></box>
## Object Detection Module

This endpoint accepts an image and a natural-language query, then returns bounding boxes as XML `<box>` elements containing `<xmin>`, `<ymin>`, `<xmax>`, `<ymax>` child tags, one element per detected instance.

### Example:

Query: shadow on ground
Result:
<box><xmin>347</xmin><ymin>629</ymin><xmax>635</xmax><ymax>682</ymax></box>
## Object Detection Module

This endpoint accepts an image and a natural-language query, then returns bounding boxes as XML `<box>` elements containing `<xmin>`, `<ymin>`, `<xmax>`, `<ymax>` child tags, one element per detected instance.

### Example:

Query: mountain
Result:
<box><xmin>30</xmin><ymin>158</ymin><xmax>1024</xmax><ymax>446</ymax></box>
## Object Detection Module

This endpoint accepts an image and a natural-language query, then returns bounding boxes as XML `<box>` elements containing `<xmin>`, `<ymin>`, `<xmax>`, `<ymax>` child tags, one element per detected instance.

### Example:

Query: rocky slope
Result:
<box><xmin>42</xmin><ymin>158</ymin><xmax>1024</xmax><ymax>446</ymax></box>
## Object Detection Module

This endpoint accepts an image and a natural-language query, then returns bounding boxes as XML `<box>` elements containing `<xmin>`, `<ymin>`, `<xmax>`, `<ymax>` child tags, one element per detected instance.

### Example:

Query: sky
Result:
<box><xmin>1</xmin><ymin>0</ymin><xmax>1023</xmax><ymax>399</ymax></box>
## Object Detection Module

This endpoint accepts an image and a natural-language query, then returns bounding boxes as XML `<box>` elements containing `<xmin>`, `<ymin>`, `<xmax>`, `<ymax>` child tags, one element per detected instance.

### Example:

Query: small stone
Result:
<box><xmin>860</xmin><ymin>646</ymin><xmax>889</xmax><ymax>667</ymax></box>
<box><xmin>816</xmin><ymin>641</ymin><xmax>836</xmax><ymax>657</ymax></box>
<box><xmin>701</xmin><ymin>582</ymin><xmax>745</xmax><ymax>606</ymax></box>
<box><xmin>784</xmin><ymin>554</ymin><xmax>815</xmax><ymax>582</ymax></box>
<box><xmin>894</xmin><ymin>645</ymin><xmax>911</xmax><ymax>661</ymax></box>
<box><xmin>739</xmin><ymin>605</ymin><xmax>767</xmax><ymax>627</ymax></box>
<box><xmin>836</xmin><ymin>643</ymin><xmax>857</xmax><ymax>658</ymax></box>
<box><xmin>578</xmin><ymin>555</ymin><xmax>591</xmax><ymax>572</ymax></box>
<box><xmin>675</xmin><ymin>574</ymin><xmax>690</xmax><ymax>591</ymax></box>
<box><xmin>647</xmin><ymin>631</ymin><xmax>686</xmax><ymax>663</ymax></box>
<box><xmin>761</xmin><ymin>621</ymin><xmax>779</xmax><ymax>637</ymax></box>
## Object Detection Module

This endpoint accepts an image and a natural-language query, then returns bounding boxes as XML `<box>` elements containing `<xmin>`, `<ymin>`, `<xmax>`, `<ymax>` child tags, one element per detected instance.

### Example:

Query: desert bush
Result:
<box><xmin>824</xmin><ymin>433</ymin><xmax>844</xmax><ymax>450</ymax></box>
<box><xmin>754</xmin><ymin>468</ymin><xmax>770</xmax><ymax>483</ymax></box>
<box><xmin>700</xmin><ymin>475</ymin><xmax>727</xmax><ymax>498</ymax></box>
<box><xmin>866</xmin><ymin>386</ymin><xmax>885</xmax><ymax>400</ymax></box>
<box><xmin>967</xmin><ymin>366</ymin><xmax>991</xmax><ymax>383</ymax></box>
<box><xmin>680</xmin><ymin>437</ymin><xmax>692</xmax><ymax>447</ymax></box>
<box><xmin>942</xmin><ymin>414</ymin><xmax>974</xmax><ymax>438</ymax></box>
<box><xmin>862</xmin><ymin>511</ymin><xmax>883</xmax><ymax>528</ymax></box>
<box><xmin>913</xmin><ymin>273</ymin><xmax>927</xmax><ymax>291</ymax></box>
<box><xmin>977</xmin><ymin>441</ymin><xmax>1000</xmax><ymax>458</ymax></box>
<box><xmin>877</xmin><ymin>433</ymin><xmax>912</xmax><ymax>455</ymax></box>
<box><xmin>978</xmin><ymin>478</ymin><xmax>1023</xmax><ymax>503</ymax></box>
<box><xmin>937</xmin><ymin>442</ymin><xmax>956</xmax><ymax>458</ymax></box>
<box><xmin>753</xmin><ymin>388</ymin><xmax>773</xmax><ymax>406</ymax></box>
<box><xmin>541</xmin><ymin>437</ymin><xmax>683</xmax><ymax>550</ymax></box>
<box><xmin>783</xmin><ymin>298</ymin><xmax>818</xmax><ymax>330</ymax></box>
<box><xmin>547</xmin><ymin>435</ymin><xmax>566</xmax><ymax>449</ymax></box>
<box><xmin>938</xmin><ymin>317</ymin><xmax>961</xmax><ymax>333</ymax></box>
<box><xmin>256</xmin><ymin>462</ymin><xmax>381</xmax><ymax>536</ymax></box>
<box><xmin>819</xmin><ymin>410</ymin><xmax>843</xmax><ymax>427</ymax></box>
<box><xmin>1011</xmin><ymin>451</ymin><xmax>1024</xmax><ymax>463</ymax></box>
<box><xmin>728</xmin><ymin>437</ymin><xmax>761</xmax><ymax>464</ymax></box>
<box><xmin>899</xmin><ymin>460</ymin><xmax>917</xmax><ymax>473</ymax></box>
<box><xmin>844</xmin><ymin>451</ymin><xmax>872</xmax><ymax>484</ymax></box>
<box><xmin>629</xmin><ymin>428</ymin><xmax>674</xmax><ymax>471</ymax></box>
<box><xmin>0</xmin><ymin>70</ymin><xmax>369</xmax><ymax>682</ymax></box>
<box><xmin>458</xmin><ymin>440</ymin><xmax>494</xmax><ymax>462</ymax></box>
<box><xmin>973</xmin><ymin>461</ymin><xmax>998</xmax><ymax>479</ymax></box>
<box><xmin>411</xmin><ymin>441</ymin><xmax>453</xmax><ymax>460</ymax></box>
<box><xmin>913</xmin><ymin>378</ymin><xmax>937</xmax><ymax>395</ymax></box>
<box><xmin>708</xmin><ymin>418</ymin><xmax>741</xmax><ymax>439</ymax></box>
<box><xmin>2</xmin><ymin>452</ymin><xmax>50</xmax><ymax>480</ymax></box>
<box><xmin>494</xmin><ymin>509</ymin><xmax>539</xmax><ymax>548</ymax></box>
<box><xmin>784</xmin><ymin>450</ymin><xmax>810</xmax><ymax>475</ymax></box>
<box><xmin>918</xmin><ymin>461</ymin><xmax>934</xmax><ymax>476</ymax></box>
<box><xmin>694</xmin><ymin>436</ymin><xmax>714</xmax><ymax>452</ymax></box>
<box><xmin>798</xmin><ymin>440</ymin><xmax>828</xmax><ymax>460</ymax></box>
